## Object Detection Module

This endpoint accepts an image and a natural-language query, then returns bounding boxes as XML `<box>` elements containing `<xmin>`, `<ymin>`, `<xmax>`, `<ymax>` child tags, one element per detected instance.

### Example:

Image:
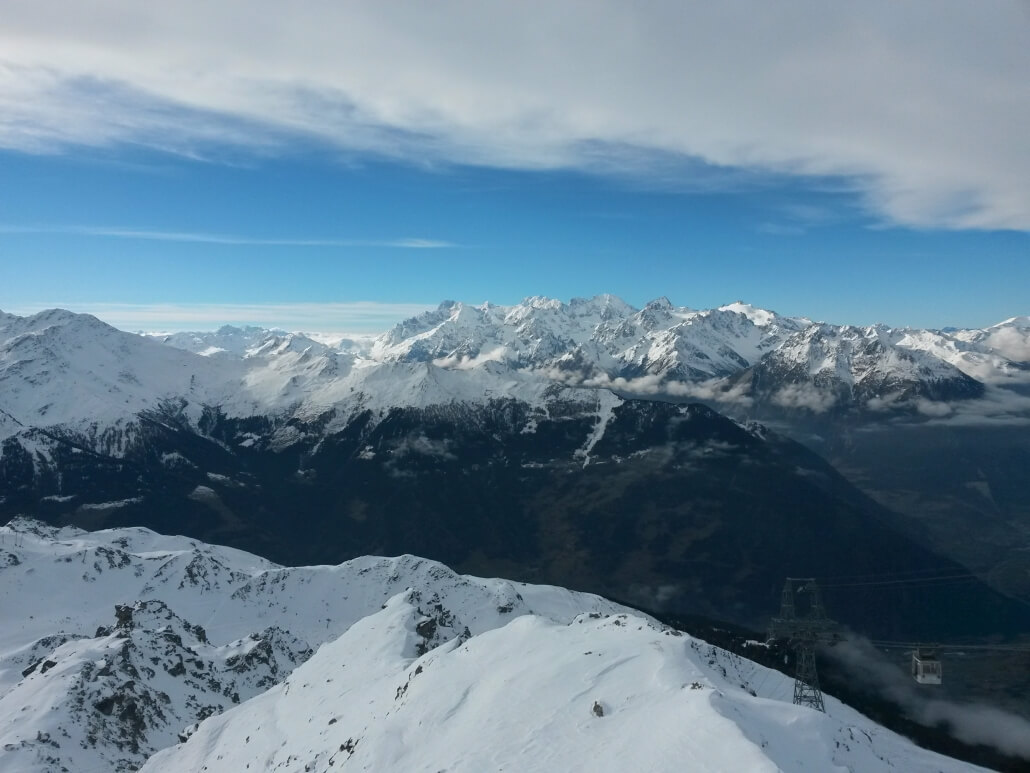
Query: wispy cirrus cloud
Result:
<box><xmin>0</xmin><ymin>224</ymin><xmax>455</xmax><ymax>249</ymax></box>
<box><xmin>755</xmin><ymin>222</ymin><xmax>807</xmax><ymax>237</ymax></box>
<box><xmin>756</xmin><ymin>201</ymin><xmax>856</xmax><ymax>236</ymax></box>
<box><xmin>2</xmin><ymin>301</ymin><xmax>436</xmax><ymax>334</ymax></box>
<box><xmin>0</xmin><ymin>2</ymin><xmax>1028</xmax><ymax>230</ymax></box>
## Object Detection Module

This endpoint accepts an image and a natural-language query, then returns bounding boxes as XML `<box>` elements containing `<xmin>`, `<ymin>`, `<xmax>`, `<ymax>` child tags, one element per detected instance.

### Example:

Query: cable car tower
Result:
<box><xmin>768</xmin><ymin>577</ymin><xmax>838</xmax><ymax>712</ymax></box>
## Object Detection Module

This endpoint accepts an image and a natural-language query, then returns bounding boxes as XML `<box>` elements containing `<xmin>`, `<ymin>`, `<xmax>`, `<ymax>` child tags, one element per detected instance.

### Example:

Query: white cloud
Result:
<box><xmin>864</xmin><ymin>385</ymin><xmax>1030</xmax><ymax>427</ymax></box>
<box><xmin>865</xmin><ymin>392</ymin><xmax>905</xmax><ymax>412</ymax></box>
<box><xmin>914</xmin><ymin>398</ymin><xmax>953</xmax><ymax>417</ymax></box>
<box><xmin>922</xmin><ymin>386</ymin><xmax>1030</xmax><ymax>427</ymax></box>
<box><xmin>2</xmin><ymin>302</ymin><xmax>435</xmax><ymax>334</ymax></box>
<box><xmin>433</xmin><ymin>346</ymin><xmax>512</xmax><ymax>370</ymax></box>
<box><xmin>828</xmin><ymin>636</ymin><xmax>1030</xmax><ymax>761</ymax></box>
<box><xmin>983</xmin><ymin>326</ymin><xmax>1030</xmax><ymax>362</ymax></box>
<box><xmin>0</xmin><ymin>2</ymin><xmax>1028</xmax><ymax>229</ymax></box>
<box><xmin>537</xmin><ymin>367</ymin><xmax>754</xmax><ymax>406</ymax></box>
<box><xmin>0</xmin><ymin>224</ymin><xmax>455</xmax><ymax>249</ymax></box>
<box><xmin>771</xmin><ymin>384</ymin><xmax>838</xmax><ymax>413</ymax></box>
<box><xmin>389</xmin><ymin>434</ymin><xmax>456</xmax><ymax>461</ymax></box>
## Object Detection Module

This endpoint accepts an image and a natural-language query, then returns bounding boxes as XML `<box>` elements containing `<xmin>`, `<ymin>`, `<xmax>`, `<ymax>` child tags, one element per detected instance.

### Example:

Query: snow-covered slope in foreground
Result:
<box><xmin>0</xmin><ymin>517</ymin><xmax>625</xmax><ymax>773</ymax></box>
<box><xmin>2</xmin><ymin>519</ymin><xmax>985</xmax><ymax>773</ymax></box>
<box><xmin>144</xmin><ymin>591</ymin><xmax>983</xmax><ymax>773</ymax></box>
<box><xmin>0</xmin><ymin>518</ymin><xmax>978</xmax><ymax>773</ymax></box>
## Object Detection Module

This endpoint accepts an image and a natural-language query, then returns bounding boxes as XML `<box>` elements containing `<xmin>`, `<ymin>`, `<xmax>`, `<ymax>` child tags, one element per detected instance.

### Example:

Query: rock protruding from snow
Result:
<box><xmin>1</xmin><ymin>599</ymin><xmax>312</xmax><ymax>773</ymax></box>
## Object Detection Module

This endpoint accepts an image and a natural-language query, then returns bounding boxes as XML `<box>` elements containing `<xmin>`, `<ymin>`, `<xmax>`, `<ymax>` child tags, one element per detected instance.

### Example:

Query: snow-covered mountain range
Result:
<box><xmin>0</xmin><ymin>518</ymin><xmax>988</xmax><ymax>772</ymax></box>
<box><xmin>1</xmin><ymin>297</ymin><xmax>1027</xmax><ymax>454</ymax></box>
<box><xmin>3</xmin><ymin>298</ymin><xmax>1028</xmax><ymax>618</ymax></box>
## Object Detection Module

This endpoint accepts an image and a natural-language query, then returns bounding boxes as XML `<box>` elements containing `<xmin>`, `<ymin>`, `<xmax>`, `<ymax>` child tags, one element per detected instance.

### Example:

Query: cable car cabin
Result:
<box><xmin>912</xmin><ymin>645</ymin><xmax>942</xmax><ymax>685</ymax></box>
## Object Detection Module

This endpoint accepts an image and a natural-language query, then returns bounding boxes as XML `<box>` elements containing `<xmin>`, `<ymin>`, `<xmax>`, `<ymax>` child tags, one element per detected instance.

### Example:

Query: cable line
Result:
<box><xmin>819</xmin><ymin>574</ymin><xmax>979</xmax><ymax>589</ymax></box>
<box><xmin>815</xmin><ymin>566</ymin><xmax>984</xmax><ymax>583</ymax></box>
<box><xmin>868</xmin><ymin>640</ymin><xmax>1030</xmax><ymax>654</ymax></box>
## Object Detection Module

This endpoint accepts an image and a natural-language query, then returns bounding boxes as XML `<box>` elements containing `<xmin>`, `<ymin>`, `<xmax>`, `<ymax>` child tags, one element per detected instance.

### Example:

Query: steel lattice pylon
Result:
<box><xmin>792</xmin><ymin>643</ymin><xmax>824</xmax><ymax>711</ymax></box>
<box><xmin>768</xmin><ymin>578</ymin><xmax>837</xmax><ymax>712</ymax></box>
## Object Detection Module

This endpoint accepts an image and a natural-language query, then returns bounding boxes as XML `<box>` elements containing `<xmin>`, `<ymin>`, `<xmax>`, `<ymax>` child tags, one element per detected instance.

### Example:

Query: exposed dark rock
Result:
<box><xmin>5</xmin><ymin>397</ymin><xmax>1030</xmax><ymax>643</ymax></box>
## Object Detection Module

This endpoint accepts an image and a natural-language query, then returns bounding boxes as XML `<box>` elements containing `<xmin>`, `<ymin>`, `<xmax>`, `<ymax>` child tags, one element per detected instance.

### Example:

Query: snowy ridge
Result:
<box><xmin>0</xmin><ymin>310</ymin><xmax>242</xmax><ymax>447</ymax></box>
<box><xmin>141</xmin><ymin>598</ymin><xmax>983</xmax><ymax>773</ymax></box>
<box><xmin>367</xmin><ymin>296</ymin><xmax>808</xmax><ymax>381</ymax></box>
<box><xmin>2</xmin><ymin>600</ymin><xmax>312</xmax><ymax>773</ymax></box>
<box><xmin>951</xmin><ymin>316</ymin><xmax>1030</xmax><ymax>370</ymax></box>
<box><xmin>159</xmin><ymin>325</ymin><xmax>289</xmax><ymax>358</ymax></box>
<box><xmin>742</xmin><ymin>323</ymin><xmax>986</xmax><ymax>413</ymax></box>
<box><xmin>0</xmin><ymin>517</ymin><xmax>626</xmax><ymax>773</ymax></box>
<box><xmin>1</xmin><ymin>518</ymin><xmax>985</xmax><ymax>772</ymax></box>
<box><xmin>1</xmin><ymin>298</ymin><xmax>1027</xmax><ymax>453</ymax></box>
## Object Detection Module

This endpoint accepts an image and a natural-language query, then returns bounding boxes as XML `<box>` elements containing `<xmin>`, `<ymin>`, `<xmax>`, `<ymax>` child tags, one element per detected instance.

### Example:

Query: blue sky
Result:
<box><xmin>1</xmin><ymin>2</ymin><xmax>1027</xmax><ymax>332</ymax></box>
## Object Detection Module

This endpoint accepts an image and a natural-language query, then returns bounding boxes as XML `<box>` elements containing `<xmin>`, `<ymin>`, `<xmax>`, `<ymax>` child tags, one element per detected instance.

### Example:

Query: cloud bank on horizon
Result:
<box><xmin>0</xmin><ymin>302</ymin><xmax>438</xmax><ymax>335</ymax></box>
<box><xmin>1</xmin><ymin>1</ymin><xmax>1028</xmax><ymax>231</ymax></box>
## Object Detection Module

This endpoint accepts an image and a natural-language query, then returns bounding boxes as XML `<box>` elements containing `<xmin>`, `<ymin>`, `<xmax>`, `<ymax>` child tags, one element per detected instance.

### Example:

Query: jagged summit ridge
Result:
<box><xmin>1</xmin><ymin>296</ymin><xmax>1027</xmax><ymax>452</ymax></box>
